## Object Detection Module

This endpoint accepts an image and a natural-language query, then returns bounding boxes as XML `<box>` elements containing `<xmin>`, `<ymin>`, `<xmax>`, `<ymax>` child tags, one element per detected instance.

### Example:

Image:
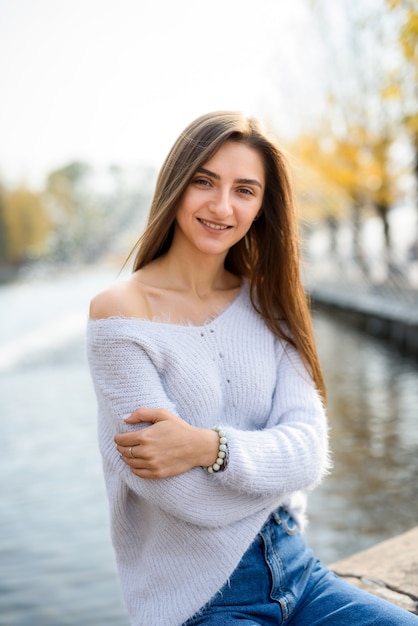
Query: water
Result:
<box><xmin>305</xmin><ymin>310</ymin><xmax>418</xmax><ymax>563</ymax></box>
<box><xmin>1</xmin><ymin>267</ymin><xmax>417</xmax><ymax>625</ymax></box>
<box><xmin>0</xmin><ymin>267</ymin><xmax>130</xmax><ymax>626</ymax></box>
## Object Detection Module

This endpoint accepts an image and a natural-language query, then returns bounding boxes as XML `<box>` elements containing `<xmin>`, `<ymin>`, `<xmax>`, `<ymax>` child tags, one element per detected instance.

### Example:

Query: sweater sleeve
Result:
<box><xmin>216</xmin><ymin>340</ymin><xmax>330</xmax><ymax>495</ymax></box>
<box><xmin>87</xmin><ymin>321</ymin><xmax>281</xmax><ymax>528</ymax></box>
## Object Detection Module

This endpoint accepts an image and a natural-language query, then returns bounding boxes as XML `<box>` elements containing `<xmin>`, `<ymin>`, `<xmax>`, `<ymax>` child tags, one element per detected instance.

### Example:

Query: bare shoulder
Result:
<box><xmin>89</xmin><ymin>278</ymin><xmax>149</xmax><ymax>320</ymax></box>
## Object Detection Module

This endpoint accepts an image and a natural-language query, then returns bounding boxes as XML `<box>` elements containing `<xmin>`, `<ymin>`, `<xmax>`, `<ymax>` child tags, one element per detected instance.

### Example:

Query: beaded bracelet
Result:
<box><xmin>205</xmin><ymin>425</ymin><xmax>228</xmax><ymax>473</ymax></box>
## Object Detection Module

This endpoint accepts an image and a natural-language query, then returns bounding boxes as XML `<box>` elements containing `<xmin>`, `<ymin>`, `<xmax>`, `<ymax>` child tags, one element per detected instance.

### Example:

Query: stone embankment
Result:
<box><xmin>310</xmin><ymin>282</ymin><xmax>418</xmax><ymax>360</ymax></box>
<box><xmin>330</xmin><ymin>527</ymin><xmax>418</xmax><ymax>615</ymax></box>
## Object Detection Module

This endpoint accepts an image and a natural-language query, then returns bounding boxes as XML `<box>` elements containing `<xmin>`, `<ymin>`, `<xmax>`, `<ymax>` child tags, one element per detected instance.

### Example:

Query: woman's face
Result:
<box><xmin>174</xmin><ymin>140</ymin><xmax>265</xmax><ymax>259</ymax></box>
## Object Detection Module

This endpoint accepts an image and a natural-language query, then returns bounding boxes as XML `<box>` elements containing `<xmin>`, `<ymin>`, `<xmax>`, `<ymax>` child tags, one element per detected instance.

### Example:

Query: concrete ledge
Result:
<box><xmin>330</xmin><ymin>527</ymin><xmax>418</xmax><ymax>614</ymax></box>
<box><xmin>310</xmin><ymin>283</ymin><xmax>418</xmax><ymax>359</ymax></box>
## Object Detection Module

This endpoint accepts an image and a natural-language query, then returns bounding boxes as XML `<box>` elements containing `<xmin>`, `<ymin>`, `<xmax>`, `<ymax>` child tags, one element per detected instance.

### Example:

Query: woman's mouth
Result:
<box><xmin>197</xmin><ymin>218</ymin><xmax>232</xmax><ymax>231</ymax></box>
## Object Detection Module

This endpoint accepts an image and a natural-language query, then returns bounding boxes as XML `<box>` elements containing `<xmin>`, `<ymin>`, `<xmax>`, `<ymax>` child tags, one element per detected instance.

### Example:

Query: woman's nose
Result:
<box><xmin>210</xmin><ymin>189</ymin><xmax>233</xmax><ymax>217</ymax></box>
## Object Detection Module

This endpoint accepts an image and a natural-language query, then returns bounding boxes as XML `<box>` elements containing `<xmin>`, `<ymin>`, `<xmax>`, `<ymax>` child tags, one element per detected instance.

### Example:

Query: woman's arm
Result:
<box><xmin>87</xmin><ymin>320</ymin><xmax>281</xmax><ymax>528</ymax></box>
<box><xmin>119</xmin><ymin>338</ymin><xmax>330</xmax><ymax>497</ymax></box>
<box><xmin>215</xmin><ymin>341</ymin><xmax>331</xmax><ymax>495</ymax></box>
<box><xmin>114</xmin><ymin>407</ymin><xmax>220</xmax><ymax>478</ymax></box>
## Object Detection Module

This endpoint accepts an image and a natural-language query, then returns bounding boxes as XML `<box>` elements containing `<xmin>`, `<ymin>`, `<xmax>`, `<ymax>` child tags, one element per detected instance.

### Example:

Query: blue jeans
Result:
<box><xmin>183</xmin><ymin>508</ymin><xmax>418</xmax><ymax>625</ymax></box>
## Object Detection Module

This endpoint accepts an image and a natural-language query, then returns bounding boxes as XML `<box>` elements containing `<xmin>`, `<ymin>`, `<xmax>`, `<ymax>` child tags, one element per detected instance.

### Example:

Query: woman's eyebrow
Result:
<box><xmin>197</xmin><ymin>167</ymin><xmax>220</xmax><ymax>180</ymax></box>
<box><xmin>197</xmin><ymin>167</ymin><xmax>263</xmax><ymax>189</ymax></box>
<box><xmin>236</xmin><ymin>177</ymin><xmax>263</xmax><ymax>189</ymax></box>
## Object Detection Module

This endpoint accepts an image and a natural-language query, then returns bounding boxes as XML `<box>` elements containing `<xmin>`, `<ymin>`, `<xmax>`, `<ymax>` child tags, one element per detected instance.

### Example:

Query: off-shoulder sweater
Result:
<box><xmin>86</xmin><ymin>282</ymin><xmax>329</xmax><ymax>626</ymax></box>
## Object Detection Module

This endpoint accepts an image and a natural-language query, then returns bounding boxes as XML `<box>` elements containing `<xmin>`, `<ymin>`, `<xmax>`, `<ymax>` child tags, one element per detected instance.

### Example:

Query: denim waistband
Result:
<box><xmin>262</xmin><ymin>507</ymin><xmax>300</xmax><ymax>535</ymax></box>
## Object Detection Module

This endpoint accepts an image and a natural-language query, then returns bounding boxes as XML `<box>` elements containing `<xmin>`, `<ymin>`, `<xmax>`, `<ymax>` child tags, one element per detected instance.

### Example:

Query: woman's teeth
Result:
<box><xmin>199</xmin><ymin>219</ymin><xmax>230</xmax><ymax>230</ymax></box>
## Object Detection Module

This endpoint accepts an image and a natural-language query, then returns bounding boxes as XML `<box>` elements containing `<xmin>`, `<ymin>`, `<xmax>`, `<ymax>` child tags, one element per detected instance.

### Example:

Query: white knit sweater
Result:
<box><xmin>86</xmin><ymin>283</ymin><xmax>329</xmax><ymax>626</ymax></box>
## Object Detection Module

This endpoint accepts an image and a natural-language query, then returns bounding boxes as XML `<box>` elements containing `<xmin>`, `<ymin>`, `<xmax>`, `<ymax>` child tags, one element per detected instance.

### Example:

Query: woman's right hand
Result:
<box><xmin>115</xmin><ymin>408</ymin><xmax>219</xmax><ymax>479</ymax></box>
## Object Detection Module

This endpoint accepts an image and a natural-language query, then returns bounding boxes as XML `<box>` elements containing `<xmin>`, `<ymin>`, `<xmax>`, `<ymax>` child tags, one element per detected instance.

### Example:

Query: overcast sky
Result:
<box><xmin>0</xmin><ymin>0</ymin><xmax>325</xmax><ymax>187</ymax></box>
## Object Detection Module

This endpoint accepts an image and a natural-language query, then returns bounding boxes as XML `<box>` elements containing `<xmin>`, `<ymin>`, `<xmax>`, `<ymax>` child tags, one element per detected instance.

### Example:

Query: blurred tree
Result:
<box><xmin>386</xmin><ymin>0</ymin><xmax>418</xmax><ymax>212</ymax></box>
<box><xmin>293</xmin><ymin>124</ymin><xmax>399</xmax><ymax>270</ymax></box>
<box><xmin>0</xmin><ymin>162</ymin><xmax>152</xmax><ymax>277</ymax></box>
<box><xmin>46</xmin><ymin>160</ymin><xmax>91</xmax><ymax>209</ymax></box>
<box><xmin>0</xmin><ymin>184</ymin><xmax>9</xmax><ymax>265</ymax></box>
<box><xmin>307</xmin><ymin>0</ymin><xmax>408</xmax><ymax>274</ymax></box>
<box><xmin>1</xmin><ymin>185</ymin><xmax>51</xmax><ymax>266</ymax></box>
<box><xmin>45</xmin><ymin>160</ymin><xmax>96</xmax><ymax>262</ymax></box>
<box><xmin>44</xmin><ymin>160</ymin><xmax>152</xmax><ymax>265</ymax></box>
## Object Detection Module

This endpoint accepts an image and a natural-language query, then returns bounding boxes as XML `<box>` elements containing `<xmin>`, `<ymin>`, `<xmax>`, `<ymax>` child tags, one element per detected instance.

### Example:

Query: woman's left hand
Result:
<box><xmin>115</xmin><ymin>408</ymin><xmax>218</xmax><ymax>479</ymax></box>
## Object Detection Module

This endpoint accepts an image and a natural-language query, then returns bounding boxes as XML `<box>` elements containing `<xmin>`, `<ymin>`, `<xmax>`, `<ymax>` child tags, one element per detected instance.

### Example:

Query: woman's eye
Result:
<box><xmin>194</xmin><ymin>178</ymin><xmax>211</xmax><ymax>186</ymax></box>
<box><xmin>237</xmin><ymin>188</ymin><xmax>253</xmax><ymax>195</ymax></box>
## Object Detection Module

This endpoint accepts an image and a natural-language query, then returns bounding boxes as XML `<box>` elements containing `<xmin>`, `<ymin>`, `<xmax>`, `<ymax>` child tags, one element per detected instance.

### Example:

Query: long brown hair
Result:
<box><xmin>130</xmin><ymin>111</ymin><xmax>326</xmax><ymax>400</ymax></box>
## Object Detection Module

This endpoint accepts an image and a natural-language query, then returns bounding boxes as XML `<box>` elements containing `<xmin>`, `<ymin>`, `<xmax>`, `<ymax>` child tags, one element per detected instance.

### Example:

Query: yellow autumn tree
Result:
<box><xmin>1</xmin><ymin>186</ymin><xmax>51</xmax><ymax>265</ymax></box>
<box><xmin>292</xmin><ymin>120</ymin><xmax>400</xmax><ymax>267</ymax></box>
<box><xmin>305</xmin><ymin>0</ymin><xmax>406</xmax><ymax>272</ymax></box>
<box><xmin>386</xmin><ymin>0</ymin><xmax>418</xmax><ymax>207</ymax></box>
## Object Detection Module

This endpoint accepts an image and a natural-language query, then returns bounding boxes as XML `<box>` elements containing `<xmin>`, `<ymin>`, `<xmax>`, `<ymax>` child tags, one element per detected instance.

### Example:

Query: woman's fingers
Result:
<box><xmin>115</xmin><ymin>409</ymin><xmax>205</xmax><ymax>478</ymax></box>
<box><xmin>117</xmin><ymin>443</ymin><xmax>141</xmax><ymax>460</ymax></box>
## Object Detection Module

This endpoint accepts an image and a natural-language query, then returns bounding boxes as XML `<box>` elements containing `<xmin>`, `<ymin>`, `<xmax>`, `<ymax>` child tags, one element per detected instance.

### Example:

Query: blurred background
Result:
<box><xmin>1</xmin><ymin>0</ymin><xmax>417</xmax><ymax>624</ymax></box>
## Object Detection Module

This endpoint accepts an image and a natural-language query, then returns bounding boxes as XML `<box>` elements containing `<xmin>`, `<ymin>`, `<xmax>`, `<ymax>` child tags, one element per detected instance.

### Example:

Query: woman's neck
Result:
<box><xmin>151</xmin><ymin>250</ymin><xmax>238</xmax><ymax>296</ymax></box>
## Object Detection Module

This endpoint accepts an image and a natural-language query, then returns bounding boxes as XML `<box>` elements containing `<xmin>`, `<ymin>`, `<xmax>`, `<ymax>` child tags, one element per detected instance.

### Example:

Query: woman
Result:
<box><xmin>87</xmin><ymin>111</ymin><xmax>417</xmax><ymax>625</ymax></box>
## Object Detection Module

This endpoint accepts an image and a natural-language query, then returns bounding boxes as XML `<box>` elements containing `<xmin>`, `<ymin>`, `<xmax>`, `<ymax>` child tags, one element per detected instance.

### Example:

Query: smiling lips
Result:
<box><xmin>198</xmin><ymin>218</ymin><xmax>232</xmax><ymax>231</ymax></box>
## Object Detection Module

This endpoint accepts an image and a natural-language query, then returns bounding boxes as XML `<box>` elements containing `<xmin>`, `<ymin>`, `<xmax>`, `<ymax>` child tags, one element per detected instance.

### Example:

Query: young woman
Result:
<box><xmin>87</xmin><ymin>111</ymin><xmax>417</xmax><ymax>625</ymax></box>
